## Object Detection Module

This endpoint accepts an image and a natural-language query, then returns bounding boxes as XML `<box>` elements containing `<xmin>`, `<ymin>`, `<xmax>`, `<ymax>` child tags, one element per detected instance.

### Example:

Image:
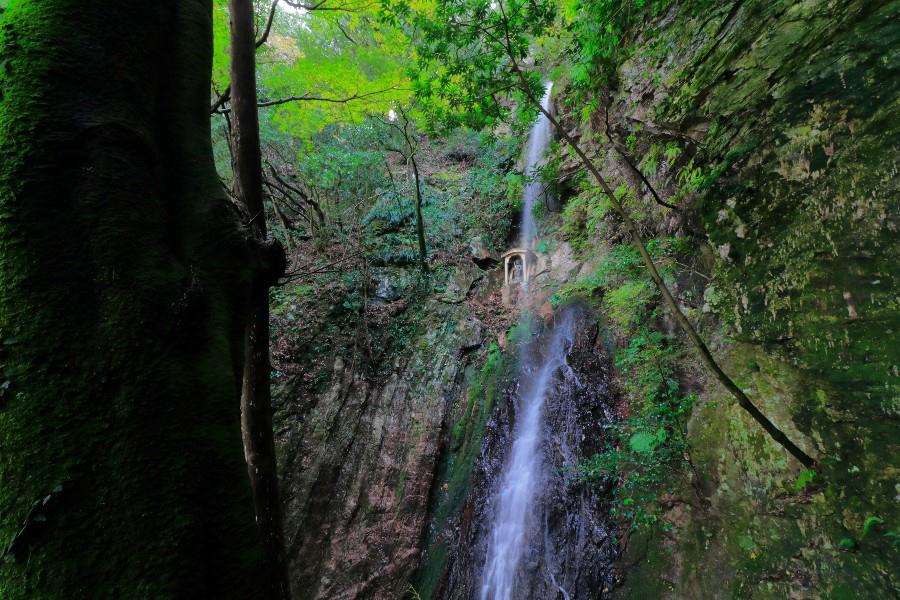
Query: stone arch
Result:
<box><xmin>501</xmin><ymin>248</ymin><xmax>533</xmax><ymax>285</ymax></box>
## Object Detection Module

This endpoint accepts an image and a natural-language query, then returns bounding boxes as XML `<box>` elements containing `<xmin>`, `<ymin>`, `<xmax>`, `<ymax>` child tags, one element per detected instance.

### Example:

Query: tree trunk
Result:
<box><xmin>410</xmin><ymin>156</ymin><xmax>429</xmax><ymax>273</ymax></box>
<box><xmin>228</xmin><ymin>0</ymin><xmax>291</xmax><ymax>597</ymax></box>
<box><xmin>0</xmin><ymin>1</ymin><xmax>281</xmax><ymax>596</ymax></box>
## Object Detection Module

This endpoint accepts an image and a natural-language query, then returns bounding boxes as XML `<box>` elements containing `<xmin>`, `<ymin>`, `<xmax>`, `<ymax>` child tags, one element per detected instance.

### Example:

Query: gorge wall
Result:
<box><xmin>547</xmin><ymin>0</ymin><xmax>899</xmax><ymax>597</ymax></box>
<box><xmin>271</xmin><ymin>0</ymin><xmax>899</xmax><ymax>598</ymax></box>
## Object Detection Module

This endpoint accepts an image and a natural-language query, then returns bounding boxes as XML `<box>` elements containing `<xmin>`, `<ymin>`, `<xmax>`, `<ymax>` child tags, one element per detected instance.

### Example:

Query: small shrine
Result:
<box><xmin>501</xmin><ymin>247</ymin><xmax>534</xmax><ymax>286</ymax></box>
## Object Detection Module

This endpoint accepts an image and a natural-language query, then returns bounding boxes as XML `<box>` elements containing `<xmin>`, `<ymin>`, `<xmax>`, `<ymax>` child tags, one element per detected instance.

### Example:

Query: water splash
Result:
<box><xmin>519</xmin><ymin>82</ymin><xmax>554</xmax><ymax>250</ymax></box>
<box><xmin>480</xmin><ymin>310</ymin><xmax>575</xmax><ymax>600</ymax></box>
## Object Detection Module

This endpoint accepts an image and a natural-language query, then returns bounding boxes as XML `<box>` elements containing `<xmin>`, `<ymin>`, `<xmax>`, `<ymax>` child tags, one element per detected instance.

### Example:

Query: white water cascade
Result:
<box><xmin>480</xmin><ymin>81</ymin><xmax>564</xmax><ymax>600</ymax></box>
<box><xmin>519</xmin><ymin>81</ymin><xmax>554</xmax><ymax>249</ymax></box>
<box><xmin>479</xmin><ymin>313</ymin><xmax>575</xmax><ymax>600</ymax></box>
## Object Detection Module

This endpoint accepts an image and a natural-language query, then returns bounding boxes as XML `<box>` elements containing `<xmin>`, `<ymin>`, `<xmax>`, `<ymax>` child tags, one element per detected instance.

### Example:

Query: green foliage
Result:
<box><xmin>386</xmin><ymin>0</ymin><xmax>555</xmax><ymax>132</ymax></box>
<box><xmin>676</xmin><ymin>158</ymin><xmax>705</xmax><ymax>191</ymax></box>
<box><xmin>468</xmin><ymin>342</ymin><xmax>504</xmax><ymax>409</ymax></box>
<box><xmin>625</xmin><ymin>132</ymin><xmax>638</xmax><ymax>152</ymax></box>
<box><xmin>560</xmin><ymin>188</ymin><xmax>610</xmax><ymax>252</ymax></box>
<box><xmin>861</xmin><ymin>515</ymin><xmax>884</xmax><ymax>539</ymax></box>
<box><xmin>579</xmin><ymin>387</ymin><xmax>695</xmax><ymax>528</ymax></box>
<box><xmin>565</xmin><ymin>238</ymin><xmax>695</xmax><ymax>527</ymax></box>
<box><xmin>561</xmin><ymin>0</ymin><xmax>671</xmax><ymax>95</ymax></box>
<box><xmin>552</xmin><ymin>238</ymin><xmax>686</xmax><ymax>306</ymax></box>
<box><xmin>628</xmin><ymin>430</ymin><xmax>660</xmax><ymax>453</ymax></box>
<box><xmin>641</xmin><ymin>143</ymin><xmax>662</xmax><ymax>175</ymax></box>
<box><xmin>214</xmin><ymin>0</ymin><xmax>410</xmax><ymax>140</ymax></box>
<box><xmin>605</xmin><ymin>280</ymin><xmax>653</xmax><ymax>328</ymax></box>
<box><xmin>663</xmin><ymin>141</ymin><xmax>682</xmax><ymax>163</ymax></box>
<box><xmin>462</xmin><ymin>134</ymin><xmax>522</xmax><ymax>250</ymax></box>
<box><xmin>794</xmin><ymin>468</ymin><xmax>816</xmax><ymax>492</ymax></box>
<box><xmin>838</xmin><ymin>537</ymin><xmax>857</xmax><ymax>551</ymax></box>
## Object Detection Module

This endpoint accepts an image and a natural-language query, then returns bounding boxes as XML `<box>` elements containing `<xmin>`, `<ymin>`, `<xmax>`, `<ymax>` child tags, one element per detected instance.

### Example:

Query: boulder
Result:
<box><xmin>469</xmin><ymin>236</ymin><xmax>499</xmax><ymax>269</ymax></box>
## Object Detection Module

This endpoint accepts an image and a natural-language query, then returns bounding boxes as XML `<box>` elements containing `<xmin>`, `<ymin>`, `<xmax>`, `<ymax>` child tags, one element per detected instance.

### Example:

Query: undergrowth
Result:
<box><xmin>551</xmin><ymin>238</ymin><xmax>698</xmax><ymax>528</ymax></box>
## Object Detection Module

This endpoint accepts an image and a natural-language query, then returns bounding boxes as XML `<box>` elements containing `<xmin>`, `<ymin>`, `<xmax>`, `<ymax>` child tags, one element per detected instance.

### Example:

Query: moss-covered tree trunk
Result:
<box><xmin>0</xmin><ymin>1</ymin><xmax>281</xmax><ymax>596</ymax></box>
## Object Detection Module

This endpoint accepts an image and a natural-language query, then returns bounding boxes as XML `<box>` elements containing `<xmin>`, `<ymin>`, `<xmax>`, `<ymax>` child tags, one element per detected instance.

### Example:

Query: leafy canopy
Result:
<box><xmin>384</xmin><ymin>0</ymin><xmax>555</xmax><ymax>132</ymax></box>
<box><xmin>213</xmin><ymin>0</ymin><xmax>412</xmax><ymax>141</ymax></box>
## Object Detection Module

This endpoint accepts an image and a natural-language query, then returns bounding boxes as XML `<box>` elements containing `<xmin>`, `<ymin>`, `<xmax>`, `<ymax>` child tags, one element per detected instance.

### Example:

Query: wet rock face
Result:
<box><xmin>594</xmin><ymin>1</ymin><xmax>900</xmax><ymax>597</ymax></box>
<box><xmin>275</xmin><ymin>311</ymin><xmax>483</xmax><ymax>599</ymax></box>
<box><xmin>439</xmin><ymin>309</ymin><xmax>619</xmax><ymax>599</ymax></box>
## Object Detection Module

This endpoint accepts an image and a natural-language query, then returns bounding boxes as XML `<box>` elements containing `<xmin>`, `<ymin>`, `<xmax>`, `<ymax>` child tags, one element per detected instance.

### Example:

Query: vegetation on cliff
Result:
<box><xmin>0</xmin><ymin>0</ymin><xmax>896</xmax><ymax>597</ymax></box>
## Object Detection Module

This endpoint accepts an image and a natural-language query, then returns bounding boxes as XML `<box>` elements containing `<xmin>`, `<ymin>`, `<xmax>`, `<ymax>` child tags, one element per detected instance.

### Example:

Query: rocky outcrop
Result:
<box><xmin>275</xmin><ymin>305</ymin><xmax>484</xmax><ymax>599</ymax></box>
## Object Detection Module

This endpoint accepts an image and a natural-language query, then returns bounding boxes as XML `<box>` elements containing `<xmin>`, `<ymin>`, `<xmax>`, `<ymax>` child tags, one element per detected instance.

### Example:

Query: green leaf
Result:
<box><xmin>655</xmin><ymin>427</ymin><xmax>667</xmax><ymax>443</ymax></box>
<box><xmin>862</xmin><ymin>515</ymin><xmax>884</xmax><ymax>539</ymax></box>
<box><xmin>838</xmin><ymin>537</ymin><xmax>856</xmax><ymax>551</ymax></box>
<box><xmin>794</xmin><ymin>468</ymin><xmax>816</xmax><ymax>492</ymax></box>
<box><xmin>629</xmin><ymin>431</ymin><xmax>656</xmax><ymax>453</ymax></box>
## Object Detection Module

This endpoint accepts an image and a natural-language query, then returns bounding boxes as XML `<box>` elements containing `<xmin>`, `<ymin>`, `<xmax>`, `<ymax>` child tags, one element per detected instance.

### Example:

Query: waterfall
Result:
<box><xmin>519</xmin><ymin>82</ymin><xmax>554</xmax><ymax>249</ymax></box>
<box><xmin>480</xmin><ymin>312</ymin><xmax>575</xmax><ymax>600</ymax></box>
<box><xmin>480</xmin><ymin>82</ymin><xmax>562</xmax><ymax>600</ymax></box>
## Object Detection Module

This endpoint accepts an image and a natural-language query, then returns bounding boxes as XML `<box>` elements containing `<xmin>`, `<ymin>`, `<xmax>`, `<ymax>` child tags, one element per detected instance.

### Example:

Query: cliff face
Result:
<box><xmin>275</xmin><ymin>303</ymin><xmax>484</xmax><ymax>599</ymax></box>
<box><xmin>269</xmin><ymin>135</ymin><xmax>519</xmax><ymax>599</ymax></box>
<box><xmin>546</xmin><ymin>0</ymin><xmax>899</xmax><ymax>596</ymax></box>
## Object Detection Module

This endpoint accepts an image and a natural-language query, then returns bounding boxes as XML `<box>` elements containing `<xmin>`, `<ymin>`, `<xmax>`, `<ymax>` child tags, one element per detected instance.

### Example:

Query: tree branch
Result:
<box><xmin>214</xmin><ymin>86</ymin><xmax>400</xmax><ymax>114</ymax></box>
<box><xmin>283</xmin><ymin>0</ymin><xmax>373</xmax><ymax>12</ymax></box>
<box><xmin>210</xmin><ymin>0</ymin><xmax>281</xmax><ymax>113</ymax></box>
<box><xmin>257</xmin><ymin>0</ymin><xmax>281</xmax><ymax>48</ymax></box>
<box><xmin>603</xmin><ymin>103</ymin><xmax>677</xmax><ymax>210</ymax></box>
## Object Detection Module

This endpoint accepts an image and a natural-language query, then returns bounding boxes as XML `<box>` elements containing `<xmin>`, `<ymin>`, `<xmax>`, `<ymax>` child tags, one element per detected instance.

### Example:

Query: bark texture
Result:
<box><xmin>0</xmin><ymin>1</ymin><xmax>274</xmax><ymax>596</ymax></box>
<box><xmin>228</xmin><ymin>0</ymin><xmax>290</xmax><ymax>596</ymax></box>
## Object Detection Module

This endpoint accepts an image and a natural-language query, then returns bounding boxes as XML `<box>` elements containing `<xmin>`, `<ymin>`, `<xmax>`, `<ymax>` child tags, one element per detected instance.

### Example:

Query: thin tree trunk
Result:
<box><xmin>510</xmin><ymin>66</ymin><xmax>815</xmax><ymax>468</ymax></box>
<box><xmin>228</xmin><ymin>0</ymin><xmax>291</xmax><ymax>597</ymax></box>
<box><xmin>0</xmin><ymin>0</ymin><xmax>276</xmax><ymax>595</ymax></box>
<box><xmin>410</xmin><ymin>156</ymin><xmax>429</xmax><ymax>273</ymax></box>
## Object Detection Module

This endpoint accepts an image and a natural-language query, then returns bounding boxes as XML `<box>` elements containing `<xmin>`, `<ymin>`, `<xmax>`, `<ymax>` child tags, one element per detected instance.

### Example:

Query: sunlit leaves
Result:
<box><xmin>213</xmin><ymin>0</ymin><xmax>413</xmax><ymax>141</ymax></box>
<box><xmin>386</xmin><ymin>0</ymin><xmax>555</xmax><ymax>133</ymax></box>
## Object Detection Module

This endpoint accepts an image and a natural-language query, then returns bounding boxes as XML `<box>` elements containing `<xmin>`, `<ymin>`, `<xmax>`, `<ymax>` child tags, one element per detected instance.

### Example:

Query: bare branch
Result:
<box><xmin>283</xmin><ymin>0</ymin><xmax>374</xmax><ymax>13</ymax></box>
<box><xmin>214</xmin><ymin>86</ymin><xmax>401</xmax><ymax>114</ymax></box>
<box><xmin>603</xmin><ymin>103</ymin><xmax>677</xmax><ymax>210</ymax></box>
<box><xmin>332</xmin><ymin>17</ymin><xmax>357</xmax><ymax>44</ymax></box>
<box><xmin>257</xmin><ymin>0</ymin><xmax>281</xmax><ymax>48</ymax></box>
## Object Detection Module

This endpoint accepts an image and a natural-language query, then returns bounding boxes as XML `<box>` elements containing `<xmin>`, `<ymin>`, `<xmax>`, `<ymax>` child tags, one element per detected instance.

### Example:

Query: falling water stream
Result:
<box><xmin>519</xmin><ymin>82</ymin><xmax>554</xmax><ymax>250</ymax></box>
<box><xmin>479</xmin><ymin>312</ymin><xmax>575</xmax><ymax>600</ymax></box>
<box><xmin>479</xmin><ymin>81</ymin><xmax>562</xmax><ymax>600</ymax></box>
